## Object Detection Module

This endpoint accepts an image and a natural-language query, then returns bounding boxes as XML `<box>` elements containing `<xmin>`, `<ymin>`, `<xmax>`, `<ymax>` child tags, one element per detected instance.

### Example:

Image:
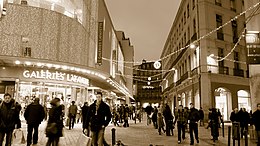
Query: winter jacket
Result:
<box><xmin>174</xmin><ymin>109</ymin><xmax>189</xmax><ymax>125</ymax></box>
<box><xmin>230</xmin><ymin>111</ymin><xmax>239</xmax><ymax>122</ymax></box>
<box><xmin>24</xmin><ymin>102</ymin><xmax>45</xmax><ymax>125</ymax></box>
<box><xmin>252</xmin><ymin>110</ymin><xmax>260</xmax><ymax>131</ymax></box>
<box><xmin>46</xmin><ymin>105</ymin><xmax>63</xmax><ymax>137</ymax></box>
<box><xmin>0</xmin><ymin>99</ymin><xmax>21</xmax><ymax>131</ymax></box>
<box><xmin>86</xmin><ymin>101</ymin><xmax>112</xmax><ymax>132</ymax></box>
<box><xmin>68</xmin><ymin>104</ymin><xmax>77</xmax><ymax>116</ymax></box>
<box><xmin>188</xmin><ymin>108</ymin><xmax>200</xmax><ymax>123</ymax></box>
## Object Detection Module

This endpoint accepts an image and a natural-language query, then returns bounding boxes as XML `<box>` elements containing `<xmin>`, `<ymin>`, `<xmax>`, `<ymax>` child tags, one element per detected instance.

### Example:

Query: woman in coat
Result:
<box><xmin>46</xmin><ymin>98</ymin><xmax>63</xmax><ymax>146</ymax></box>
<box><xmin>209</xmin><ymin>108</ymin><xmax>219</xmax><ymax>142</ymax></box>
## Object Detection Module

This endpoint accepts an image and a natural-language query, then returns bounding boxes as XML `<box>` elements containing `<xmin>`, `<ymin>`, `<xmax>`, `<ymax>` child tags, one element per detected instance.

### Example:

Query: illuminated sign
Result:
<box><xmin>23</xmin><ymin>70</ymin><xmax>89</xmax><ymax>85</ymax></box>
<box><xmin>97</xmin><ymin>22</ymin><xmax>104</xmax><ymax>65</ymax></box>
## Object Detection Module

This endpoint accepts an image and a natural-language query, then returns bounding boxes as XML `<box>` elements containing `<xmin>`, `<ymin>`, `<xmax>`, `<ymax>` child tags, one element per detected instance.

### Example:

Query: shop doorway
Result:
<box><xmin>215</xmin><ymin>87</ymin><xmax>232</xmax><ymax>121</ymax></box>
<box><xmin>238</xmin><ymin>90</ymin><xmax>251</xmax><ymax>112</ymax></box>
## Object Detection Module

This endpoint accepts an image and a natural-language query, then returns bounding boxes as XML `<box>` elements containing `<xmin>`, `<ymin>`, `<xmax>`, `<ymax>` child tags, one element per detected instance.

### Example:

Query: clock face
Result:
<box><xmin>153</xmin><ymin>61</ymin><xmax>161</xmax><ymax>69</ymax></box>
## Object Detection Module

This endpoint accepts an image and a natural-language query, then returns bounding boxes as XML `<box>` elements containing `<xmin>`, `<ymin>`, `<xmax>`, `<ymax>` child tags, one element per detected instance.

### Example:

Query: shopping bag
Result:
<box><xmin>12</xmin><ymin>129</ymin><xmax>26</xmax><ymax>144</ymax></box>
<box><xmin>76</xmin><ymin>133</ymin><xmax>92</xmax><ymax>146</ymax></box>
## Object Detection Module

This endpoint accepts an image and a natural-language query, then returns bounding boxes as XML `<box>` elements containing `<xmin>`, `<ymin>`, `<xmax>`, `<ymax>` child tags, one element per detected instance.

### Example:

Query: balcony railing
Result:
<box><xmin>233</xmin><ymin>68</ymin><xmax>244</xmax><ymax>77</ymax></box>
<box><xmin>219</xmin><ymin>66</ymin><xmax>229</xmax><ymax>75</ymax></box>
<box><xmin>191</xmin><ymin>67</ymin><xmax>199</xmax><ymax>77</ymax></box>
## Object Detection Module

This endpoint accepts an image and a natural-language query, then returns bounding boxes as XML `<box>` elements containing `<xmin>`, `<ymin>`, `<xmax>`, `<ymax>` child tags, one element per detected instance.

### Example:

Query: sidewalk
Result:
<box><xmin>10</xmin><ymin>117</ymin><xmax>258</xmax><ymax>146</ymax></box>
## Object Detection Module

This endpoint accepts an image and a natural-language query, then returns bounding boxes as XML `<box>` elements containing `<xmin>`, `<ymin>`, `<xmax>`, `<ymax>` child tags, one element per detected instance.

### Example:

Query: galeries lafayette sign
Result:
<box><xmin>23</xmin><ymin>70</ymin><xmax>89</xmax><ymax>85</ymax></box>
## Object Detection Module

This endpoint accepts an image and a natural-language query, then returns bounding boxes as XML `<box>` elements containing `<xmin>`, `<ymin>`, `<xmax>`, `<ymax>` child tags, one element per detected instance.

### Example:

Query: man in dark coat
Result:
<box><xmin>68</xmin><ymin>101</ymin><xmax>77</xmax><ymax>130</ymax></box>
<box><xmin>252</xmin><ymin>103</ymin><xmax>260</xmax><ymax>146</ymax></box>
<box><xmin>199</xmin><ymin>107</ymin><xmax>204</xmax><ymax>126</ymax></box>
<box><xmin>238</xmin><ymin>108</ymin><xmax>250</xmax><ymax>139</ymax></box>
<box><xmin>188</xmin><ymin>103</ymin><xmax>200</xmax><ymax>145</ymax></box>
<box><xmin>82</xmin><ymin>102</ymin><xmax>90</xmax><ymax>135</ymax></box>
<box><xmin>0</xmin><ymin>93</ymin><xmax>21</xmax><ymax>146</ymax></box>
<box><xmin>174</xmin><ymin>105</ymin><xmax>189</xmax><ymax>144</ymax></box>
<box><xmin>86</xmin><ymin>92</ymin><xmax>112</xmax><ymax>146</ymax></box>
<box><xmin>230</xmin><ymin>108</ymin><xmax>239</xmax><ymax>122</ymax></box>
<box><xmin>24</xmin><ymin>97</ymin><xmax>45</xmax><ymax>146</ymax></box>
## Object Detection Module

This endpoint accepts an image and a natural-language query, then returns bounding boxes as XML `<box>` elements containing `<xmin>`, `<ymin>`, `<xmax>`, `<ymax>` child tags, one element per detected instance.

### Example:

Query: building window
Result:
<box><xmin>216</xmin><ymin>14</ymin><xmax>224</xmax><ymax>40</ymax></box>
<box><xmin>184</xmin><ymin>32</ymin><xmax>186</xmax><ymax>45</ymax></box>
<box><xmin>234</xmin><ymin>51</ymin><xmax>239</xmax><ymax>69</ymax></box>
<box><xmin>215</xmin><ymin>0</ymin><xmax>222</xmax><ymax>6</ymax></box>
<box><xmin>193</xmin><ymin>18</ymin><xmax>196</xmax><ymax>35</ymax></box>
<box><xmin>184</xmin><ymin>11</ymin><xmax>186</xmax><ymax>24</ymax></box>
<box><xmin>187</xmin><ymin>27</ymin><xmax>190</xmax><ymax>40</ymax></box>
<box><xmin>192</xmin><ymin>0</ymin><xmax>195</xmax><ymax>9</ymax></box>
<box><xmin>187</xmin><ymin>4</ymin><xmax>190</xmax><ymax>18</ymax></box>
<box><xmin>230</xmin><ymin>0</ymin><xmax>236</xmax><ymax>12</ymax></box>
<box><xmin>232</xmin><ymin>20</ymin><xmax>238</xmax><ymax>43</ymax></box>
<box><xmin>218</xmin><ymin>48</ymin><xmax>224</xmax><ymax>67</ymax></box>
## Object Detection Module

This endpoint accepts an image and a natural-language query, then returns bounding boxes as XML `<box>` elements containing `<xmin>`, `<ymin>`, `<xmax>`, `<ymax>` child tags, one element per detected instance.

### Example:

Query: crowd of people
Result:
<box><xmin>0</xmin><ymin>92</ymin><xmax>260</xmax><ymax>146</ymax></box>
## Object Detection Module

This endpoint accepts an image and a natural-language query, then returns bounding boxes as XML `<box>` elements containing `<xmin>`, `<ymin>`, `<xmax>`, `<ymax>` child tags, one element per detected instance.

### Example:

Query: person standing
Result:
<box><xmin>0</xmin><ymin>93</ymin><xmax>21</xmax><ymax>146</ymax></box>
<box><xmin>46</xmin><ymin>98</ymin><xmax>63</xmax><ymax>146</ymax></box>
<box><xmin>199</xmin><ymin>107</ymin><xmax>204</xmax><ymax>126</ymax></box>
<box><xmin>145</xmin><ymin>104</ymin><xmax>153</xmax><ymax>125</ymax></box>
<box><xmin>157</xmin><ymin>104</ymin><xmax>165</xmax><ymax>135</ymax></box>
<box><xmin>68</xmin><ymin>101</ymin><xmax>77</xmax><ymax>130</ymax></box>
<box><xmin>152</xmin><ymin>107</ymin><xmax>158</xmax><ymax>129</ymax></box>
<box><xmin>86</xmin><ymin>92</ymin><xmax>112</xmax><ymax>146</ymax></box>
<box><xmin>123</xmin><ymin>104</ymin><xmax>129</xmax><ymax>127</ymax></box>
<box><xmin>174</xmin><ymin>105</ymin><xmax>188</xmax><ymax>144</ymax></box>
<box><xmin>238</xmin><ymin>108</ymin><xmax>250</xmax><ymax>138</ymax></box>
<box><xmin>163</xmin><ymin>104</ymin><xmax>174</xmax><ymax>136</ymax></box>
<box><xmin>188</xmin><ymin>103</ymin><xmax>200</xmax><ymax>145</ymax></box>
<box><xmin>252</xmin><ymin>103</ymin><xmax>260</xmax><ymax>146</ymax></box>
<box><xmin>24</xmin><ymin>97</ymin><xmax>45</xmax><ymax>146</ymax></box>
<box><xmin>209</xmin><ymin>108</ymin><xmax>220</xmax><ymax>142</ymax></box>
<box><xmin>81</xmin><ymin>102</ymin><xmax>90</xmax><ymax>135</ymax></box>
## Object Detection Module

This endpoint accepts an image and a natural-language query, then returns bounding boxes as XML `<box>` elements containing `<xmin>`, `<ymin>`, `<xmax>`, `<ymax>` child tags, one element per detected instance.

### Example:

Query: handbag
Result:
<box><xmin>46</xmin><ymin>123</ymin><xmax>58</xmax><ymax>135</ymax></box>
<box><xmin>76</xmin><ymin>133</ymin><xmax>92</xmax><ymax>146</ymax></box>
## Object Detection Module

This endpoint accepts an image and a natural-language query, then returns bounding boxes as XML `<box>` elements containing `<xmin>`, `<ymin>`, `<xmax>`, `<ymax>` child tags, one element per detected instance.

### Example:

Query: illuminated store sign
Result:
<box><xmin>23</xmin><ymin>70</ymin><xmax>89</xmax><ymax>85</ymax></box>
<box><xmin>142</xmin><ymin>86</ymin><xmax>154</xmax><ymax>89</ymax></box>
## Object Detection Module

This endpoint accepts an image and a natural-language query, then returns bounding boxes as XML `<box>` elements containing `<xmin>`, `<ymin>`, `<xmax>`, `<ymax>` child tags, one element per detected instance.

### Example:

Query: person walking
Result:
<box><xmin>157</xmin><ymin>104</ymin><xmax>165</xmax><ymax>135</ymax></box>
<box><xmin>86</xmin><ymin>92</ymin><xmax>112</xmax><ymax>146</ymax></box>
<box><xmin>252</xmin><ymin>103</ymin><xmax>260</xmax><ymax>146</ymax></box>
<box><xmin>81</xmin><ymin>102</ymin><xmax>90</xmax><ymax>136</ymax></box>
<box><xmin>24</xmin><ymin>97</ymin><xmax>45</xmax><ymax>146</ymax></box>
<box><xmin>174</xmin><ymin>105</ymin><xmax>188</xmax><ymax>144</ymax></box>
<box><xmin>46</xmin><ymin>98</ymin><xmax>63</xmax><ymax>146</ymax></box>
<box><xmin>123</xmin><ymin>104</ymin><xmax>129</xmax><ymax>127</ymax></box>
<box><xmin>68</xmin><ymin>101</ymin><xmax>77</xmax><ymax>130</ymax></box>
<box><xmin>209</xmin><ymin>108</ymin><xmax>220</xmax><ymax>142</ymax></box>
<box><xmin>0</xmin><ymin>93</ymin><xmax>21</xmax><ymax>146</ymax></box>
<box><xmin>188</xmin><ymin>103</ymin><xmax>200</xmax><ymax>145</ymax></box>
<box><xmin>163</xmin><ymin>104</ymin><xmax>174</xmax><ymax>136</ymax></box>
<box><xmin>199</xmin><ymin>107</ymin><xmax>204</xmax><ymax>126</ymax></box>
<box><xmin>152</xmin><ymin>107</ymin><xmax>158</xmax><ymax>129</ymax></box>
<box><xmin>145</xmin><ymin>104</ymin><xmax>153</xmax><ymax>125</ymax></box>
<box><xmin>238</xmin><ymin>108</ymin><xmax>250</xmax><ymax>138</ymax></box>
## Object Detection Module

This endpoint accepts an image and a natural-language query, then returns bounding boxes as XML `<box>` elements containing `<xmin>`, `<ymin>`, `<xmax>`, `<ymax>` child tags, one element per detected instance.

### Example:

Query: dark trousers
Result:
<box><xmin>0</xmin><ymin>130</ymin><xmax>13</xmax><ymax>146</ymax></box>
<box><xmin>165</xmin><ymin>120</ymin><xmax>171</xmax><ymax>136</ymax></box>
<box><xmin>27</xmin><ymin>124</ymin><xmax>40</xmax><ymax>145</ymax></box>
<box><xmin>177</xmin><ymin>123</ymin><xmax>186</xmax><ymax>141</ymax></box>
<box><xmin>69</xmin><ymin>115</ymin><xmax>76</xmax><ymax>129</ymax></box>
<box><xmin>257</xmin><ymin>130</ymin><xmax>260</xmax><ymax>146</ymax></box>
<box><xmin>46</xmin><ymin>137</ymin><xmax>59</xmax><ymax>146</ymax></box>
<box><xmin>189</xmin><ymin>123</ymin><xmax>199</xmax><ymax>144</ymax></box>
<box><xmin>240</xmin><ymin>125</ymin><xmax>248</xmax><ymax>138</ymax></box>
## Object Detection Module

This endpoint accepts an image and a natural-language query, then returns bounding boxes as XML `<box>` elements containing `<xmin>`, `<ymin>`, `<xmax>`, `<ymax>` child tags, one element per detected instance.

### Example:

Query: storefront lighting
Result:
<box><xmin>46</xmin><ymin>64</ymin><xmax>53</xmax><ymax>68</ymax></box>
<box><xmin>75</xmin><ymin>68</ymin><xmax>80</xmax><ymax>72</ymax></box>
<box><xmin>36</xmin><ymin>63</ymin><xmax>43</xmax><ymax>67</ymax></box>
<box><xmin>62</xmin><ymin>65</ymin><xmax>68</xmax><ymax>70</ymax></box>
<box><xmin>91</xmin><ymin>71</ymin><xmax>95</xmax><ymax>75</ymax></box>
<box><xmin>15</xmin><ymin>60</ymin><xmax>21</xmax><ymax>64</ymax></box>
<box><xmin>70</xmin><ymin>67</ymin><xmax>75</xmax><ymax>71</ymax></box>
<box><xmin>25</xmin><ymin>61</ymin><xmax>32</xmax><ymax>66</ymax></box>
<box><xmin>2</xmin><ymin>67</ymin><xmax>5</xmax><ymax>69</ymax></box>
<box><xmin>53</xmin><ymin>64</ymin><xmax>61</xmax><ymax>69</ymax></box>
<box><xmin>81</xmin><ymin>69</ymin><xmax>87</xmax><ymax>73</ymax></box>
<box><xmin>209</xmin><ymin>54</ymin><xmax>214</xmax><ymax>57</ymax></box>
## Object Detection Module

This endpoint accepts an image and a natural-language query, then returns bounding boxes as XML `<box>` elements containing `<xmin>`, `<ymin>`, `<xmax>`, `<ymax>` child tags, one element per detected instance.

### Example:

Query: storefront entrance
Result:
<box><xmin>215</xmin><ymin>87</ymin><xmax>232</xmax><ymax>121</ymax></box>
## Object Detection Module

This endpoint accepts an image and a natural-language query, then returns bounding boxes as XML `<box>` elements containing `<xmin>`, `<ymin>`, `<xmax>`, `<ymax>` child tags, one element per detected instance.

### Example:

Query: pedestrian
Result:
<box><xmin>86</xmin><ymin>92</ymin><xmax>112</xmax><ymax>146</ymax></box>
<box><xmin>123</xmin><ymin>104</ymin><xmax>129</xmax><ymax>127</ymax></box>
<box><xmin>174</xmin><ymin>105</ymin><xmax>188</xmax><ymax>144</ymax></box>
<box><xmin>145</xmin><ymin>104</ymin><xmax>153</xmax><ymax>125</ymax></box>
<box><xmin>152</xmin><ymin>107</ymin><xmax>158</xmax><ymax>129</ymax></box>
<box><xmin>112</xmin><ymin>108</ymin><xmax>120</xmax><ymax>126</ymax></box>
<box><xmin>209</xmin><ymin>108</ymin><xmax>219</xmax><ymax>142</ymax></box>
<box><xmin>24</xmin><ymin>97</ymin><xmax>45</xmax><ymax>146</ymax></box>
<box><xmin>252</xmin><ymin>103</ymin><xmax>260</xmax><ymax>146</ymax></box>
<box><xmin>157</xmin><ymin>104</ymin><xmax>165</xmax><ymax>135</ymax></box>
<box><xmin>0</xmin><ymin>93</ymin><xmax>21</xmax><ymax>146</ymax></box>
<box><xmin>163</xmin><ymin>104</ymin><xmax>174</xmax><ymax>136</ymax></box>
<box><xmin>238</xmin><ymin>108</ymin><xmax>250</xmax><ymax>138</ymax></box>
<box><xmin>81</xmin><ymin>102</ymin><xmax>90</xmax><ymax>136</ymax></box>
<box><xmin>199</xmin><ymin>107</ymin><xmax>204</xmax><ymax>126</ymax></box>
<box><xmin>46</xmin><ymin>98</ymin><xmax>63</xmax><ymax>146</ymax></box>
<box><xmin>188</xmin><ymin>103</ymin><xmax>200</xmax><ymax>145</ymax></box>
<box><xmin>68</xmin><ymin>101</ymin><xmax>77</xmax><ymax>130</ymax></box>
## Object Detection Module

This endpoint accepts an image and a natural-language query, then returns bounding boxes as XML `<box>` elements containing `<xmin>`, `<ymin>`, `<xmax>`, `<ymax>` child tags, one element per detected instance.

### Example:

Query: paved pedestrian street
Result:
<box><xmin>11</xmin><ymin>118</ymin><xmax>257</xmax><ymax>146</ymax></box>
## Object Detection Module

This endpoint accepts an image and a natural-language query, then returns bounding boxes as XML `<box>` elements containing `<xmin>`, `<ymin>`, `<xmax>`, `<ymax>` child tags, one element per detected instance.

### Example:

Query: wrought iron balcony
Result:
<box><xmin>233</xmin><ymin>68</ymin><xmax>244</xmax><ymax>77</ymax></box>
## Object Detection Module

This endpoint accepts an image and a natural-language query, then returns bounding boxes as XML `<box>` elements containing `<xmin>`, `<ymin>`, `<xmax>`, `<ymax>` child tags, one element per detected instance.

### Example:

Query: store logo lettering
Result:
<box><xmin>23</xmin><ymin>70</ymin><xmax>89</xmax><ymax>85</ymax></box>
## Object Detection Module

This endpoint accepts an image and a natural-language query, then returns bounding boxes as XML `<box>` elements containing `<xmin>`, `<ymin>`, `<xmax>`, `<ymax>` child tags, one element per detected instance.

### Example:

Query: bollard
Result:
<box><xmin>222</xmin><ymin>121</ymin><xmax>225</xmax><ymax>137</ymax></box>
<box><xmin>228</xmin><ymin>126</ymin><xmax>231</xmax><ymax>146</ymax></box>
<box><xmin>112</xmin><ymin>128</ymin><xmax>116</xmax><ymax>146</ymax></box>
<box><xmin>244</xmin><ymin>130</ymin><xmax>248</xmax><ymax>146</ymax></box>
